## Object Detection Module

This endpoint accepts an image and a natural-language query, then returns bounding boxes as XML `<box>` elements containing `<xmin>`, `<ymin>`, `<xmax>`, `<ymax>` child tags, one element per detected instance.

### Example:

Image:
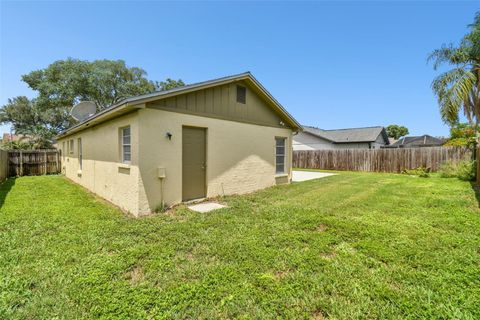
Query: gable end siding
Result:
<box><xmin>146</xmin><ymin>81</ymin><xmax>285</xmax><ymax>128</ymax></box>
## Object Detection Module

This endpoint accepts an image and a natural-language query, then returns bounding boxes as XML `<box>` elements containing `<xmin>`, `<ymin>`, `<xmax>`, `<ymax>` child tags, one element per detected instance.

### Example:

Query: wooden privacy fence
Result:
<box><xmin>0</xmin><ymin>150</ymin><xmax>8</xmax><ymax>182</ymax></box>
<box><xmin>7</xmin><ymin>150</ymin><xmax>61</xmax><ymax>177</ymax></box>
<box><xmin>293</xmin><ymin>147</ymin><xmax>473</xmax><ymax>173</ymax></box>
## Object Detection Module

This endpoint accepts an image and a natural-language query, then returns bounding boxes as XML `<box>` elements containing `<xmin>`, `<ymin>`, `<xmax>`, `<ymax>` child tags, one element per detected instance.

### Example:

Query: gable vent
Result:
<box><xmin>236</xmin><ymin>85</ymin><xmax>246</xmax><ymax>104</ymax></box>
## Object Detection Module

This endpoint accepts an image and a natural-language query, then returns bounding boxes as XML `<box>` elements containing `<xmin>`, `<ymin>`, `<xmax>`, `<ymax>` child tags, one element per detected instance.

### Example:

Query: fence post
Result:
<box><xmin>55</xmin><ymin>151</ymin><xmax>59</xmax><ymax>174</ymax></box>
<box><xmin>477</xmin><ymin>147</ymin><xmax>480</xmax><ymax>186</ymax></box>
<box><xmin>19</xmin><ymin>150</ymin><xmax>23</xmax><ymax>176</ymax></box>
<box><xmin>44</xmin><ymin>151</ymin><xmax>47</xmax><ymax>175</ymax></box>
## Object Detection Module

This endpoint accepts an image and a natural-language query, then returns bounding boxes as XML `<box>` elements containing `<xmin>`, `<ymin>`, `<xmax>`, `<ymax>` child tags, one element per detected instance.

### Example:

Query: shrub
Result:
<box><xmin>439</xmin><ymin>161</ymin><xmax>459</xmax><ymax>178</ymax></box>
<box><xmin>402</xmin><ymin>167</ymin><xmax>430</xmax><ymax>178</ymax></box>
<box><xmin>457</xmin><ymin>160</ymin><xmax>476</xmax><ymax>181</ymax></box>
<box><xmin>439</xmin><ymin>160</ymin><xmax>476</xmax><ymax>181</ymax></box>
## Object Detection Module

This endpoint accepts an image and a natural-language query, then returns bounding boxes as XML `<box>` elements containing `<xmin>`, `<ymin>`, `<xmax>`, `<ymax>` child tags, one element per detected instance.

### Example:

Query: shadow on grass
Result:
<box><xmin>470</xmin><ymin>182</ymin><xmax>480</xmax><ymax>207</ymax></box>
<box><xmin>0</xmin><ymin>178</ymin><xmax>16</xmax><ymax>209</ymax></box>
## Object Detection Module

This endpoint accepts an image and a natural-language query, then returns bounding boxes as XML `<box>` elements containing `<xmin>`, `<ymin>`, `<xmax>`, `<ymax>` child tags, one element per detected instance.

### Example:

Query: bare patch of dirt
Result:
<box><xmin>316</xmin><ymin>224</ymin><xmax>328</xmax><ymax>232</ymax></box>
<box><xmin>124</xmin><ymin>265</ymin><xmax>145</xmax><ymax>284</ymax></box>
<box><xmin>312</xmin><ymin>309</ymin><xmax>325</xmax><ymax>319</ymax></box>
<box><xmin>274</xmin><ymin>269</ymin><xmax>293</xmax><ymax>280</ymax></box>
<box><xmin>320</xmin><ymin>252</ymin><xmax>337</xmax><ymax>260</ymax></box>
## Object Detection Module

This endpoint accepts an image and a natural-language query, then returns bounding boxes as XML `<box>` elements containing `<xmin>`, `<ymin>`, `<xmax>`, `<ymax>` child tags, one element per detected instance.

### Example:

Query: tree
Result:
<box><xmin>155</xmin><ymin>78</ymin><xmax>185</xmax><ymax>91</ymax></box>
<box><xmin>22</xmin><ymin>59</ymin><xmax>157</xmax><ymax>112</ymax></box>
<box><xmin>0</xmin><ymin>59</ymin><xmax>185</xmax><ymax>149</ymax></box>
<box><xmin>0</xmin><ymin>96</ymin><xmax>57</xmax><ymax>149</ymax></box>
<box><xmin>450</xmin><ymin>122</ymin><xmax>476</xmax><ymax>139</ymax></box>
<box><xmin>386</xmin><ymin>124</ymin><xmax>409</xmax><ymax>140</ymax></box>
<box><xmin>444</xmin><ymin>123</ymin><xmax>478</xmax><ymax>148</ymax></box>
<box><xmin>429</xmin><ymin>12</ymin><xmax>480</xmax><ymax>127</ymax></box>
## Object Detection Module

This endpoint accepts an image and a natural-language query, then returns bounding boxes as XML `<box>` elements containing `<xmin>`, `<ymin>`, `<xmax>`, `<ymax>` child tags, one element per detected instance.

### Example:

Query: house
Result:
<box><xmin>1</xmin><ymin>133</ymin><xmax>28</xmax><ymax>143</ymax></box>
<box><xmin>56</xmin><ymin>72</ymin><xmax>301</xmax><ymax>216</ymax></box>
<box><xmin>293</xmin><ymin>126</ymin><xmax>390</xmax><ymax>150</ymax></box>
<box><xmin>387</xmin><ymin>135</ymin><xmax>445</xmax><ymax>148</ymax></box>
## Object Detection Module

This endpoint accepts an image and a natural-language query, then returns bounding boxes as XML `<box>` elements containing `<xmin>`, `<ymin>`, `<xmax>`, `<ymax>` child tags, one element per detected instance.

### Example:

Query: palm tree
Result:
<box><xmin>429</xmin><ymin>12</ymin><xmax>480</xmax><ymax>127</ymax></box>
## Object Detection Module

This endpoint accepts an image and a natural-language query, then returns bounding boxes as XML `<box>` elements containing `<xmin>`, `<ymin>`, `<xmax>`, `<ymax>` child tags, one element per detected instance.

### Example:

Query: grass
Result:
<box><xmin>1</xmin><ymin>172</ymin><xmax>479</xmax><ymax>319</ymax></box>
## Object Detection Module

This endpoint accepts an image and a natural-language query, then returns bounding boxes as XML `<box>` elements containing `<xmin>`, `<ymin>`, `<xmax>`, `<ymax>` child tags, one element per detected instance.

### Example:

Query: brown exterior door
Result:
<box><xmin>182</xmin><ymin>126</ymin><xmax>207</xmax><ymax>201</ymax></box>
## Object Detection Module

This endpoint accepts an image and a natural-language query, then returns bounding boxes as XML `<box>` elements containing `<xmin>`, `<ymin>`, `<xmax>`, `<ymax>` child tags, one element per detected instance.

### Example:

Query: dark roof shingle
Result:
<box><xmin>303</xmin><ymin>126</ymin><xmax>388</xmax><ymax>144</ymax></box>
<box><xmin>389</xmin><ymin>135</ymin><xmax>445</xmax><ymax>147</ymax></box>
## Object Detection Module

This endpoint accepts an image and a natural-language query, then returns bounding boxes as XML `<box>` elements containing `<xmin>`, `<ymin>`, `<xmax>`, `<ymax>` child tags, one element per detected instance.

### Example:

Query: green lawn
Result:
<box><xmin>1</xmin><ymin>173</ymin><xmax>479</xmax><ymax>319</ymax></box>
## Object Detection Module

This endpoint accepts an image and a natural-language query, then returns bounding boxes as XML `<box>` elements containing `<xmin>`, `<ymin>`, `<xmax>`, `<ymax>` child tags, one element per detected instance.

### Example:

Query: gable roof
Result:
<box><xmin>57</xmin><ymin>72</ymin><xmax>301</xmax><ymax>138</ymax></box>
<box><xmin>302</xmin><ymin>126</ymin><xmax>389</xmax><ymax>144</ymax></box>
<box><xmin>389</xmin><ymin>135</ymin><xmax>445</xmax><ymax>147</ymax></box>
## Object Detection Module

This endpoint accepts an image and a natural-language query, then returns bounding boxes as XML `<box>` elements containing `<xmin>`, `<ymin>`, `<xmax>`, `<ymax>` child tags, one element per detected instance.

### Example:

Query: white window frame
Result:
<box><xmin>78</xmin><ymin>138</ymin><xmax>82</xmax><ymax>170</ymax></box>
<box><xmin>69</xmin><ymin>139</ymin><xmax>74</xmax><ymax>154</ymax></box>
<box><xmin>121</xmin><ymin>126</ymin><xmax>131</xmax><ymax>164</ymax></box>
<box><xmin>275</xmin><ymin>137</ymin><xmax>287</xmax><ymax>174</ymax></box>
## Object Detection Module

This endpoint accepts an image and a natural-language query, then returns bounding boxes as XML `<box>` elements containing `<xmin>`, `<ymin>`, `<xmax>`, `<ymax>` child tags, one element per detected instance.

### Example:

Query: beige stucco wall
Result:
<box><xmin>137</xmin><ymin>108</ymin><xmax>293</xmax><ymax>215</ymax></box>
<box><xmin>58</xmin><ymin>108</ymin><xmax>293</xmax><ymax>217</ymax></box>
<box><xmin>57</xmin><ymin>112</ymin><xmax>142</xmax><ymax>215</ymax></box>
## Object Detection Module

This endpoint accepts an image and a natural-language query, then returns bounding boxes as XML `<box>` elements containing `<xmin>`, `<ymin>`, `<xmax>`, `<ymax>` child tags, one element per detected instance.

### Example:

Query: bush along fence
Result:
<box><xmin>293</xmin><ymin>147</ymin><xmax>473</xmax><ymax>173</ymax></box>
<box><xmin>477</xmin><ymin>147</ymin><xmax>480</xmax><ymax>185</ymax></box>
<box><xmin>3</xmin><ymin>150</ymin><xmax>61</xmax><ymax>177</ymax></box>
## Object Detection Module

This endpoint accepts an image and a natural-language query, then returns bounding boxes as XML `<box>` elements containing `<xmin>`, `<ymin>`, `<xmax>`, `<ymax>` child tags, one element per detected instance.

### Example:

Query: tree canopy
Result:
<box><xmin>0</xmin><ymin>59</ymin><xmax>184</xmax><ymax>149</ymax></box>
<box><xmin>386</xmin><ymin>124</ymin><xmax>409</xmax><ymax>140</ymax></box>
<box><xmin>22</xmin><ymin>59</ymin><xmax>158</xmax><ymax>111</ymax></box>
<box><xmin>155</xmin><ymin>78</ymin><xmax>186</xmax><ymax>91</ymax></box>
<box><xmin>429</xmin><ymin>12</ymin><xmax>480</xmax><ymax>127</ymax></box>
<box><xmin>444</xmin><ymin>122</ymin><xmax>478</xmax><ymax>148</ymax></box>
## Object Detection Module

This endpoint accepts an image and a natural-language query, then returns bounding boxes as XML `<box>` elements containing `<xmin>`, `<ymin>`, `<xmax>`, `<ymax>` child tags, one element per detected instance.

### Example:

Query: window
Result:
<box><xmin>62</xmin><ymin>142</ymin><xmax>65</xmax><ymax>160</ymax></box>
<box><xmin>69</xmin><ymin>139</ymin><xmax>74</xmax><ymax>154</ymax></box>
<box><xmin>78</xmin><ymin>138</ymin><xmax>82</xmax><ymax>170</ymax></box>
<box><xmin>275</xmin><ymin>137</ymin><xmax>286</xmax><ymax>174</ymax></box>
<box><xmin>121</xmin><ymin>126</ymin><xmax>131</xmax><ymax>164</ymax></box>
<box><xmin>236</xmin><ymin>85</ymin><xmax>246</xmax><ymax>104</ymax></box>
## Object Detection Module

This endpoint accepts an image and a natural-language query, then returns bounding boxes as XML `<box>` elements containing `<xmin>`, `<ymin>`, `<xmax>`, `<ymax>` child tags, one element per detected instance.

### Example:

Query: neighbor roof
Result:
<box><xmin>57</xmin><ymin>72</ymin><xmax>302</xmax><ymax>138</ymax></box>
<box><xmin>389</xmin><ymin>135</ymin><xmax>445</xmax><ymax>147</ymax></box>
<box><xmin>303</xmin><ymin>126</ymin><xmax>389</xmax><ymax>144</ymax></box>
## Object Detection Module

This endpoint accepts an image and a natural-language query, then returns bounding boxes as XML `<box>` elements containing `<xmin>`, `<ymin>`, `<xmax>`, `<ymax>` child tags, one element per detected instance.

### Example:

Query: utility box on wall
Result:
<box><xmin>157</xmin><ymin>167</ymin><xmax>166</xmax><ymax>179</ymax></box>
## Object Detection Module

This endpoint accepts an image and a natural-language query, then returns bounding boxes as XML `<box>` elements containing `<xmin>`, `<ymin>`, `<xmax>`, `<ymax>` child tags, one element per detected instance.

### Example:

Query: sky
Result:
<box><xmin>0</xmin><ymin>1</ymin><xmax>478</xmax><ymax>137</ymax></box>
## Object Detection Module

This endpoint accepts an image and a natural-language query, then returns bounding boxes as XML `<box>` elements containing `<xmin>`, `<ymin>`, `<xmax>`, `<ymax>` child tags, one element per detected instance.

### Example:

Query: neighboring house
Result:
<box><xmin>387</xmin><ymin>135</ymin><xmax>445</xmax><ymax>148</ymax></box>
<box><xmin>57</xmin><ymin>72</ymin><xmax>301</xmax><ymax>216</ymax></box>
<box><xmin>293</xmin><ymin>126</ymin><xmax>390</xmax><ymax>150</ymax></box>
<box><xmin>2</xmin><ymin>133</ymin><xmax>27</xmax><ymax>143</ymax></box>
<box><xmin>0</xmin><ymin>133</ymin><xmax>32</xmax><ymax>147</ymax></box>
<box><xmin>388</xmin><ymin>137</ymin><xmax>398</xmax><ymax>145</ymax></box>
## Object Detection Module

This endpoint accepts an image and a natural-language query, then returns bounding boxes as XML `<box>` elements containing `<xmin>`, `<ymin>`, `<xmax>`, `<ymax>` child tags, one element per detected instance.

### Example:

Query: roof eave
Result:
<box><xmin>57</xmin><ymin>72</ymin><xmax>302</xmax><ymax>138</ymax></box>
<box><xmin>334</xmin><ymin>140</ymin><xmax>376</xmax><ymax>144</ymax></box>
<box><xmin>56</xmin><ymin>102</ymin><xmax>144</xmax><ymax>139</ymax></box>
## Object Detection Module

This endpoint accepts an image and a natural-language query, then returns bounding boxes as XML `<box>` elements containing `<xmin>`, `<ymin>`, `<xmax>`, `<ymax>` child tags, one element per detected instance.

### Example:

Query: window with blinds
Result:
<box><xmin>77</xmin><ymin>138</ymin><xmax>83</xmax><ymax>170</ymax></box>
<box><xmin>275</xmin><ymin>137</ymin><xmax>286</xmax><ymax>174</ymax></box>
<box><xmin>121</xmin><ymin>126</ymin><xmax>131</xmax><ymax>164</ymax></box>
<box><xmin>69</xmin><ymin>139</ymin><xmax>74</xmax><ymax>154</ymax></box>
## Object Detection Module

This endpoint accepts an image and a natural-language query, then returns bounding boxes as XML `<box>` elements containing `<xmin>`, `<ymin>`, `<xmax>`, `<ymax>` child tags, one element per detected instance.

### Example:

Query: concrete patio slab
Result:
<box><xmin>188</xmin><ymin>202</ymin><xmax>227</xmax><ymax>213</ymax></box>
<box><xmin>292</xmin><ymin>170</ymin><xmax>336</xmax><ymax>182</ymax></box>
